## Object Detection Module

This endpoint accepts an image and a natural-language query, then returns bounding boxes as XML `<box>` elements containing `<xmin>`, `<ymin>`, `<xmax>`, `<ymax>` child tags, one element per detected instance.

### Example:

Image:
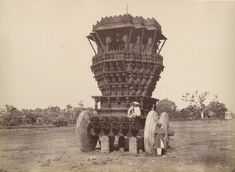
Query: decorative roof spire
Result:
<box><xmin>126</xmin><ymin>3</ymin><xmax>129</xmax><ymax>14</ymax></box>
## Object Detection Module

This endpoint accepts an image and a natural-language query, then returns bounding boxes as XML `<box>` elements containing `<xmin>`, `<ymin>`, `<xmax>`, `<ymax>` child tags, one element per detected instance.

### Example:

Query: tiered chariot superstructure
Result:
<box><xmin>76</xmin><ymin>14</ymin><xmax>174</xmax><ymax>155</ymax></box>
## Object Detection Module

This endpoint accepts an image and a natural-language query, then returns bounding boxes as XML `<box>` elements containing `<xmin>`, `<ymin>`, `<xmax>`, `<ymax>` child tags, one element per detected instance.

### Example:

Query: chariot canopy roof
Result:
<box><xmin>87</xmin><ymin>14</ymin><xmax>166</xmax><ymax>41</ymax></box>
<box><xmin>93</xmin><ymin>14</ymin><xmax>161</xmax><ymax>31</ymax></box>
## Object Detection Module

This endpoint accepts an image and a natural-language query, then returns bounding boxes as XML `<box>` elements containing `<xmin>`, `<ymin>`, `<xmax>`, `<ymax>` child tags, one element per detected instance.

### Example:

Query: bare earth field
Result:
<box><xmin>0</xmin><ymin>120</ymin><xmax>235</xmax><ymax>172</ymax></box>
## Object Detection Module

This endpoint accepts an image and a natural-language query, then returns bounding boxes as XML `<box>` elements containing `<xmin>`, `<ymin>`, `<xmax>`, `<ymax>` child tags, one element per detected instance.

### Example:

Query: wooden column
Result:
<box><xmin>113</xmin><ymin>136</ymin><xmax>119</xmax><ymax>150</ymax></box>
<box><xmin>100</xmin><ymin>136</ymin><xmax>110</xmax><ymax>153</ymax></box>
<box><xmin>118</xmin><ymin>136</ymin><xmax>125</xmax><ymax>152</ymax></box>
<box><xmin>140</xmin><ymin>28</ymin><xmax>145</xmax><ymax>52</ymax></box>
<box><xmin>95</xmin><ymin>138</ymin><xmax>101</xmax><ymax>150</ymax></box>
<box><xmin>127</xmin><ymin>27</ymin><xmax>133</xmax><ymax>49</ymax></box>
<box><xmin>129</xmin><ymin>137</ymin><xmax>138</xmax><ymax>154</ymax></box>
<box><xmin>124</xmin><ymin>136</ymin><xmax>129</xmax><ymax>152</ymax></box>
<box><xmin>137</xmin><ymin>136</ymin><xmax>144</xmax><ymax>153</ymax></box>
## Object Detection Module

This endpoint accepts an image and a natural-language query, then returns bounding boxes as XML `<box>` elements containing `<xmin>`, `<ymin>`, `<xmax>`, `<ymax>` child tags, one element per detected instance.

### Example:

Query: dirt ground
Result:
<box><xmin>0</xmin><ymin>120</ymin><xmax>235</xmax><ymax>172</ymax></box>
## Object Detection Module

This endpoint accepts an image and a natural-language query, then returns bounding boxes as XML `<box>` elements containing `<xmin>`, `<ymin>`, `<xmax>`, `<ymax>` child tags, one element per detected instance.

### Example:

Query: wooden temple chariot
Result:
<box><xmin>76</xmin><ymin>14</ymin><xmax>173</xmax><ymax>155</ymax></box>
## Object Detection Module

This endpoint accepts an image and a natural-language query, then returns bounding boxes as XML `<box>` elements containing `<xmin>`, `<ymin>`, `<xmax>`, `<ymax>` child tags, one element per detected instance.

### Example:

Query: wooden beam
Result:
<box><xmin>91</xmin><ymin>34</ymin><xmax>101</xmax><ymax>53</ymax></box>
<box><xmin>87</xmin><ymin>37</ymin><xmax>97</xmax><ymax>54</ymax></box>
<box><xmin>156</xmin><ymin>41</ymin><xmax>160</xmax><ymax>54</ymax></box>
<box><xmin>94</xmin><ymin>31</ymin><xmax>105</xmax><ymax>51</ymax></box>
<box><xmin>157</xmin><ymin>39</ymin><xmax>166</xmax><ymax>55</ymax></box>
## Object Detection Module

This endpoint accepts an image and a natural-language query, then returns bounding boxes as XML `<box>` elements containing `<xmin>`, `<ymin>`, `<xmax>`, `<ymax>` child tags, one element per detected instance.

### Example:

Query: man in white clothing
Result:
<box><xmin>127</xmin><ymin>102</ymin><xmax>141</xmax><ymax>118</ymax></box>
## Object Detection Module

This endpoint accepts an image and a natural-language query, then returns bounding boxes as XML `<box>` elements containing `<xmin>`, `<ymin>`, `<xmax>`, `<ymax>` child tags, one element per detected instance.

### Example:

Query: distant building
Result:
<box><xmin>224</xmin><ymin>111</ymin><xmax>233</xmax><ymax>120</ymax></box>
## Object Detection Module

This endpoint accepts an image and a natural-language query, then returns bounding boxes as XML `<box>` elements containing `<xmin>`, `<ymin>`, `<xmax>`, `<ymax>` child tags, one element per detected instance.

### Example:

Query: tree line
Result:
<box><xmin>156</xmin><ymin>91</ymin><xmax>231</xmax><ymax>120</ymax></box>
<box><xmin>0</xmin><ymin>91</ymin><xmax>233</xmax><ymax>127</ymax></box>
<box><xmin>0</xmin><ymin>102</ymin><xmax>88</xmax><ymax>127</ymax></box>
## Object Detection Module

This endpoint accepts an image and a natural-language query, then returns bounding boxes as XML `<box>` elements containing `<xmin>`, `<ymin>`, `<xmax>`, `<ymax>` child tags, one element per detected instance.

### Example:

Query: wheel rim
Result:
<box><xmin>144</xmin><ymin>111</ymin><xmax>159</xmax><ymax>155</ymax></box>
<box><xmin>76</xmin><ymin>110</ymin><xmax>98</xmax><ymax>152</ymax></box>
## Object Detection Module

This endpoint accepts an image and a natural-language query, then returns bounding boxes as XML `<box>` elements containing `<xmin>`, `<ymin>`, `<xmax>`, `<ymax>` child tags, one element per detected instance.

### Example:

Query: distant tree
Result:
<box><xmin>35</xmin><ymin>108</ymin><xmax>43</xmax><ymax>114</ymax></box>
<box><xmin>5</xmin><ymin>105</ymin><xmax>18</xmax><ymax>113</ymax></box>
<box><xmin>180</xmin><ymin>105</ymin><xmax>201</xmax><ymax>120</ymax></box>
<box><xmin>204</xmin><ymin>101</ymin><xmax>227</xmax><ymax>119</ymax></box>
<box><xmin>78</xmin><ymin>101</ymin><xmax>84</xmax><ymax>111</ymax></box>
<box><xmin>156</xmin><ymin>98</ymin><xmax>177</xmax><ymax>119</ymax></box>
<box><xmin>47</xmin><ymin>106</ymin><xmax>60</xmax><ymax>113</ymax></box>
<box><xmin>4</xmin><ymin>105</ymin><xmax>22</xmax><ymax>126</ymax></box>
<box><xmin>66</xmin><ymin>104</ymin><xmax>73</xmax><ymax>112</ymax></box>
<box><xmin>182</xmin><ymin>90</ymin><xmax>209</xmax><ymax>118</ymax></box>
<box><xmin>0</xmin><ymin>107</ymin><xmax>6</xmax><ymax>115</ymax></box>
<box><xmin>212</xmin><ymin>94</ymin><xmax>219</xmax><ymax>102</ymax></box>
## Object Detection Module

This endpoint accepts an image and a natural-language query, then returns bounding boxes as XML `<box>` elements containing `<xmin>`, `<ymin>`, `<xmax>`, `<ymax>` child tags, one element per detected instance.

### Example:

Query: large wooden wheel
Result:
<box><xmin>159</xmin><ymin>112</ymin><xmax>169</xmax><ymax>131</ymax></box>
<box><xmin>159</xmin><ymin>112</ymin><xmax>169</xmax><ymax>148</ymax></box>
<box><xmin>75</xmin><ymin>110</ymin><xmax>98</xmax><ymax>152</ymax></box>
<box><xmin>144</xmin><ymin>111</ymin><xmax>159</xmax><ymax>155</ymax></box>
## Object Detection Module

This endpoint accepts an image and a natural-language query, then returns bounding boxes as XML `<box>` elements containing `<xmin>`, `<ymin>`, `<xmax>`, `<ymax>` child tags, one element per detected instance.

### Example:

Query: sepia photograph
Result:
<box><xmin>0</xmin><ymin>0</ymin><xmax>235</xmax><ymax>172</ymax></box>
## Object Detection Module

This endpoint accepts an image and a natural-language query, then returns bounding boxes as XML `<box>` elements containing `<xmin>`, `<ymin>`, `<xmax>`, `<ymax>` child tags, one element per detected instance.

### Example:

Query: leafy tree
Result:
<box><xmin>35</xmin><ymin>108</ymin><xmax>43</xmax><ymax>114</ymax></box>
<box><xmin>66</xmin><ymin>104</ymin><xmax>73</xmax><ymax>112</ymax></box>
<box><xmin>156</xmin><ymin>98</ymin><xmax>177</xmax><ymax>119</ymax></box>
<box><xmin>4</xmin><ymin>105</ymin><xmax>22</xmax><ymax>126</ymax></box>
<box><xmin>180</xmin><ymin>105</ymin><xmax>201</xmax><ymax>120</ymax></box>
<box><xmin>78</xmin><ymin>101</ymin><xmax>84</xmax><ymax>111</ymax></box>
<box><xmin>0</xmin><ymin>103</ymin><xmax>88</xmax><ymax>127</ymax></box>
<box><xmin>204</xmin><ymin>101</ymin><xmax>227</xmax><ymax>119</ymax></box>
<box><xmin>182</xmin><ymin>90</ymin><xmax>209</xmax><ymax>118</ymax></box>
<box><xmin>5</xmin><ymin>105</ymin><xmax>18</xmax><ymax>113</ymax></box>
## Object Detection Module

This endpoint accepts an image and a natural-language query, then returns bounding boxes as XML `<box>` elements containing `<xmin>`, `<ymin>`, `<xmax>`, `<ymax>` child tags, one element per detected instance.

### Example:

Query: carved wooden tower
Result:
<box><xmin>87</xmin><ymin>14</ymin><xmax>166</xmax><ymax>116</ymax></box>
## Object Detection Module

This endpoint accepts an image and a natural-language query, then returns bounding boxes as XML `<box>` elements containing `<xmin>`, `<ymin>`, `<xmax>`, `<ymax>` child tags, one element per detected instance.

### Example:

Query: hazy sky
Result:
<box><xmin>0</xmin><ymin>0</ymin><xmax>235</xmax><ymax>112</ymax></box>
